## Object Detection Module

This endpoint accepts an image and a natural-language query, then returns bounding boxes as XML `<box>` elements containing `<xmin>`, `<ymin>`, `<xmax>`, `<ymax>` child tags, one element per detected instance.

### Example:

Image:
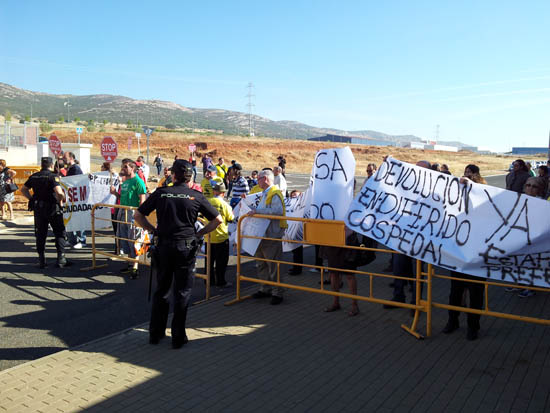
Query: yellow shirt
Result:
<box><xmin>249</xmin><ymin>184</ymin><xmax>262</xmax><ymax>194</ymax></box>
<box><xmin>207</xmin><ymin>196</ymin><xmax>234</xmax><ymax>243</ymax></box>
<box><xmin>215</xmin><ymin>164</ymin><xmax>228</xmax><ymax>179</ymax></box>
<box><xmin>201</xmin><ymin>176</ymin><xmax>223</xmax><ymax>198</ymax></box>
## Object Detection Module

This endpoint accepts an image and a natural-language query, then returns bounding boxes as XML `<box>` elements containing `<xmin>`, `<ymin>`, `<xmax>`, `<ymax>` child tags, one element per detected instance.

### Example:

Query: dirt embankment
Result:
<box><xmin>51</xmin><ymin>129</ymin><xmax>519</xmax><ymax>176</ymax></box>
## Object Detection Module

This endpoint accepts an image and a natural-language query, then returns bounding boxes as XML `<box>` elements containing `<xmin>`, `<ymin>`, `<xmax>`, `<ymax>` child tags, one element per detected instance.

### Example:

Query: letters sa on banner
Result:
<box><xmin>345</xmin><ymin>157</ymin><xmax>550</xmax><ymax>288</ymax></box>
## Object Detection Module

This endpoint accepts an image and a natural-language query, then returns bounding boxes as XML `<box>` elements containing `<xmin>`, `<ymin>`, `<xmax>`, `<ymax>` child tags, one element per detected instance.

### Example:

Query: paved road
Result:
<box><xmin>0</xmin><ymin>173</ymin><xmax>506</xmax><ymax>371</ymax></box>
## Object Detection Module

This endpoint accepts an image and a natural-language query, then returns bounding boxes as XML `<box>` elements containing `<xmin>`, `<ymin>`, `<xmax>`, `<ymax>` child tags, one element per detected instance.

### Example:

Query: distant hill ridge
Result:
<box><xmin>1</xmin><ymin>82</ymin><xmax>436</xmax><ymax>144</ymax></box>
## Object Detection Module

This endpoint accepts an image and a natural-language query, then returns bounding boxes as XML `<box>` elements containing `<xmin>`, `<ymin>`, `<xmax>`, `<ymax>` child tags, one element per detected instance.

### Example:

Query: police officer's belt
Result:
<box><xmin>158</xmin><ymin>238</ymin><xmax>197</xmax><ymax>247</ymax></box>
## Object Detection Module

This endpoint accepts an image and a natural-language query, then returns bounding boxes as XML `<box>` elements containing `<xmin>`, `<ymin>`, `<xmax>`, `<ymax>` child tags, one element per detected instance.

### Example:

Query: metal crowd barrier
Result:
<box><xmin>225</xmin><ymin>214</ymin><xmax>550</xmax><ymax>339</ymax></box>
<box><xmin>82</xmin><ymin>203</ymin><xmax>214</xmax><ymax>302</ymax></box>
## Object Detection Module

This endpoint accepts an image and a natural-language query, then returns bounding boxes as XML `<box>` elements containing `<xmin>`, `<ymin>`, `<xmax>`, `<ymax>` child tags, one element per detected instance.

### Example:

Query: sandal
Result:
<box><xmin>324</xmin><ymin>304</ymin><xmax>341</xmax><ymax>312</ymax></box>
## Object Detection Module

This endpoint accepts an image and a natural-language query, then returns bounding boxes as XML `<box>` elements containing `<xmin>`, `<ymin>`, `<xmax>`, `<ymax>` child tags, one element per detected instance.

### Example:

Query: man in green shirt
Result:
<box><xmin>110</xmin><ymin>158</ymin><xmax>147</xmax><ymax>278</ymax></box>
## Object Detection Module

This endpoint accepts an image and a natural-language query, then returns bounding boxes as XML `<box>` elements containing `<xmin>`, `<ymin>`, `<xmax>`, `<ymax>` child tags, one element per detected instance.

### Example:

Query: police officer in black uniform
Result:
<box><xmin>20</xmin><ymin>157</ymin><xmax>70</xmax><ymax>268</ymax></box>
<box><xmin>134</xmin><ymin>159</ymin><xmax>222</xmax><ymax>349</ymax></box>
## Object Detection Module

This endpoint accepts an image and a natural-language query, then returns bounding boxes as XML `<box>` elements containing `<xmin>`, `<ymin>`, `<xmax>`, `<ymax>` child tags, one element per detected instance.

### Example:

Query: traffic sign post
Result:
<box><xmin>101</xmin><ymin>136</ymin><xmax>118</xmax><ymax>162</ymax></box>
<box><xmin>49</xmin><ymin>134</ymin><xmax>62</xmax><ymax>157</ymax></box>
<box><xmin>142</xmin><ymin>126</ymin><xmax>155</xmax><ymax>165</ymax></box>
<box><xmin>76</xmin><ymin>127</ymin><xmax>83</xmax><ymax>144</ymax></box>
<box><xmin>188</xmin><ymin>143</ymin><xmax>196</xmax><ymax>153</ymax></box>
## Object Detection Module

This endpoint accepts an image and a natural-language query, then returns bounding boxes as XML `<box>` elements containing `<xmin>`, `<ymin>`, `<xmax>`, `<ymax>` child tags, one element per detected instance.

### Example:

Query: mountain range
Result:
<box><xmin>1</xmin><ymin>82</ymin><xmax>455</xmax><ymax>145</ymax></box>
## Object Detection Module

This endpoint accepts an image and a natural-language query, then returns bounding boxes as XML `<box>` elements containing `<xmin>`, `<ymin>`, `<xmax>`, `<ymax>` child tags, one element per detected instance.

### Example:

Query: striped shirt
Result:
<box><xmin>230</xmin><ymin>176</ymin><xmax>249</xmax><ymax>200</ymax></box>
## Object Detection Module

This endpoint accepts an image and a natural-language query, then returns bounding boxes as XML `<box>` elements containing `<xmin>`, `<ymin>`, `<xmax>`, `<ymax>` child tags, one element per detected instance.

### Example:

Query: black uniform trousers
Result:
<box><xmin>209</xmin><ymin>239</ymin><xmax>229</xmax><ymax>286</ymax></box>
<box><xmin>34</xmin><ymin>202</ymin><xmax>67</xmax><ymax>256</ymax></box>
<box><xmin>448</xmin><ymin>271</ymin><xmax>484</xmax><ymax>331</ymax></box>
<box><xmin>150</xmin><ymin>238</ymin><xmax>198</xmax><ymax>341</ymax></box>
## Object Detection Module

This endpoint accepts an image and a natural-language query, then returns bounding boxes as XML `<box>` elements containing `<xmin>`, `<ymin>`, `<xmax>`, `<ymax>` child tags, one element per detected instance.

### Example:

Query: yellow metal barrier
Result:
<box><xmin>8</xmin><ymin>165</ymin><xmax>40</xmax><ymax>195</ymax></box>
<box><xmin>225</xmin><ymin>214</ymin><xmax>550</xmax><ymax>339</ymax></box>
<box><xmin>81</xmin><ymin>203</ymin><xmax>214</xmax><ymax>302</ymax></box>
<box><xmin>225</xmin><ymin>214</ymin><xmax>428</xmax><ymax>339</ymax></box>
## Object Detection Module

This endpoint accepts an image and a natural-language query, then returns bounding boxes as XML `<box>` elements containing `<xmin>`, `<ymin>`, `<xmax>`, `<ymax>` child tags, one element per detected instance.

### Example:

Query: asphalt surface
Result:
<box><xmin>0</xmin><ymin>172</ymin><xmax>506</xmax><ymax>371</ymax></box>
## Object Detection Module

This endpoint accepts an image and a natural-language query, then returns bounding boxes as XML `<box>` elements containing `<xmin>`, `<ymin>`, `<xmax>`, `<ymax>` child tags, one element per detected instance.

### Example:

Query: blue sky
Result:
<box><xmin>2</xmin><ymin>0</ymin><xmax>550</xmax><ymax>152</ymax></box>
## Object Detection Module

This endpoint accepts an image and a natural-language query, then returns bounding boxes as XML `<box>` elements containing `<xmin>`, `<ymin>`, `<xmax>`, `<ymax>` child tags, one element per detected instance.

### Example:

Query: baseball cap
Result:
<box><xmin>212</xmin><ymin>182</ymin><xmax>227</xmax><ymax>192</ymax></box>
<box><xmin>233</xmin><ymin>163</ymin><xmax>243</xmax><ymax>171</ymax></box>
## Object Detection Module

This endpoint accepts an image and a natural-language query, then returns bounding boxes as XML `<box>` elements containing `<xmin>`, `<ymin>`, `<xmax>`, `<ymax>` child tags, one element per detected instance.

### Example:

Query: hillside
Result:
<box><xmin>2</xmin><ymin>82</ymin><xmax>430</xmax><ymax>143</ymax></box>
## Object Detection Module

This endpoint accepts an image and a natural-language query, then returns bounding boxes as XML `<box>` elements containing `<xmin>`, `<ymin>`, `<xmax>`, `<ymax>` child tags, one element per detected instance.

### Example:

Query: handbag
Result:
<box><xmin>5</xmin><ymin>183</ymin><xmax>18</xmax><ymax>193</ymax></box>
<box><xmin>345</xmin><ymin>232</ymin><xmax>376</xmax><ymax>267</ymax></box>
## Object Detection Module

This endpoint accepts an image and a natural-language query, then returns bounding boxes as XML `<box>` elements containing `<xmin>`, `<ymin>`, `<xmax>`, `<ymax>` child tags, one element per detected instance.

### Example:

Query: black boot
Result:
<box><xmin>38</xmin><ymin>253</ymin><xmax>46</xmax><ymax>269</ymax></box>
<box><xmin>56</xmin><ymin>253</ymin><xmax>72</xmax><ymax>268</ymax></box>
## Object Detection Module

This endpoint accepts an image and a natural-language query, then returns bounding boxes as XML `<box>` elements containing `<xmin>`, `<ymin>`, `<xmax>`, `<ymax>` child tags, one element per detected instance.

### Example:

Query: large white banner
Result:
<box><xmin>345</xmin><ymin>157</ymin><xmax>550</xmax><ymax>288</ymax></box>
<box><xmin>309</xmin><ymin>147</ymin><xmax>355</xmax><ymax>221</ymax></box>
<box><xmin>60</xmin><ymin>172</ymin><xmax>118</xmax><ymax>232</ymax></box>
<box><xmin>283</xmin><ymin>188</ymin><xmax>310</xmax><ymax>252</ymax></box>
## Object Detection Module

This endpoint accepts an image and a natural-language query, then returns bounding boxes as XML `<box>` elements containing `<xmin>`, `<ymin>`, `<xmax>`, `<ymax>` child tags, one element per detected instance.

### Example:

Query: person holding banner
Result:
<box><xmin>246</xmin><ymin>169</ymin><xmax>287</xmax><ymax>305</ymax></box>
<box><xmin>134</xmin><ymin>159</ymin><xmax>222</xmax><ymax>349</ymax></box>
<box><xmin>20</xmin><ymin>157</ymin><xmax>70</xmax><ymax>268</ymax></box>
<box><xmin>443</xmin><ymin>164</ymin><xmax>487</xmax><ymax>340</ymax></box>
<box><xmin>110</xmin><ymin>159</ymin><xmax>147</xmax><ymax>279</ymax></box>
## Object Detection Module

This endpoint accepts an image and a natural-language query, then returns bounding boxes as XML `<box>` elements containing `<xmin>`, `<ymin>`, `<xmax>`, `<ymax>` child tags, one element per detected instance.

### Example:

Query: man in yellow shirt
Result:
<box><xmin>207</xmin><ymin>182</ymin><xmax>234</xmax><ymax>287</ymax></box>
<box><xmin>215</xmin><ymin>157</ymin><xmax>228</xmax><ymax>183</ymax></box>
<box><xmin>201</xmin><ymin>165</ymin><xmax>223</xmax><ymax>198</ymax></box>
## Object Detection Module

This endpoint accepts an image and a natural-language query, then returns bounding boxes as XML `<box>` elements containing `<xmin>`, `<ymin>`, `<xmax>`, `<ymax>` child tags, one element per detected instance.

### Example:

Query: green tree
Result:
<box><xmin>5</xmin><ymin>111</ymin><xmax>11</xmax><ymax>121</ymax></box>
<box><xmin>87</xmin><ymin>125</ymin><xmax>96</xmax><ymax>132</ymax></box>
<box><xmin>74</xmin><ymin>117</ymin><xmax>80</xmax><ymax>122</ymax></box>
<box><xmin>58</xmin><ymin>116</ymin><xmax>64</xmax><ymax>123</ymax></box>
<box><xmin>127</xmin><ymin>120</ymin><xmax>133</xmax><ymax>128</ymax></box>
<box><xmin>102</xmin><ymin>119</ymin><xmax>108</xmax><ymax>125</ymax></box>
<box><xmin>40</xmin><ymin>122</ymin><xmax>52</xmax><ymax>133</ymax></box>
<box><xmin>25</xmin><ymin>115</ymin><xmax>30</xmax><ymax>122</ymax></box>
<box><xmin>87</xmin><ymin>119</ymin><xmax>94</xmax><ymax>126</ymax></box>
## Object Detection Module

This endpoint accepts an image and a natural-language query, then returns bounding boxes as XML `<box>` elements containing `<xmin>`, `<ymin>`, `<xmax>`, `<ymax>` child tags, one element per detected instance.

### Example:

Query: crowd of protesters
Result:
<box><xmin>20</xmin><ymin>149</ymin><xmax>550</xmax><ymax>343</ymax></box>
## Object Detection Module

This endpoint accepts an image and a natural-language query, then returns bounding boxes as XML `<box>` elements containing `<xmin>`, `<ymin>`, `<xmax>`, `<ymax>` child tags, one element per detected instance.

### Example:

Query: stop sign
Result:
<box><xmin>101</xmin><ymin>136</ymin><xmax>118</xmax><ymax>162</ymax></box>
<box><xmin>49</xmin><ymin>134</ymin><xmax>62</xmax><ymax>157</ymax></box>
<box><xmin>188</xmin><ymin>143</ymin><xmax>196</xmax><ymax>153</ymax></box>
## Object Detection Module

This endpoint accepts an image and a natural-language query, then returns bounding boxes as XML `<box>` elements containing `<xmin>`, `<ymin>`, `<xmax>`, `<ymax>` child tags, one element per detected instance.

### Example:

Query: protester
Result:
<box><xmin>384</xmin><ymin>160</ymin><xmax>431</xmax><ymax>312</ymax></box>
<box><xmin>215</xmin><ymin>157</ymin><xmax>228</xmax><ymax>187</ymax></box>
<box><xmin>63</xmin><ymin>152</ymin><xmax>86</xmax><ymax>249</ymax></box>
<box><xmin>0</xmin><ymin>159</ymin><xmax>16</xmax><ymax>220</ymax></box>
<box><xmin>136</xmin><ymin>155</ymin><xmax>149</xmax><ymax>184</ymax></box>
<box><xmin>226</xmin><ymin>160</ymin><xmax>237</xmax><ymax>196</ymax></box>
<box><xmin>20</xmin><ymin>157</ymin><xmax>70</xmax><ymax>268</ymax></box>
<box><xmin>110</xmin><ymin>158</ymin><xmax>147</xmax><ymax>279</ymax></box>
<box><xmin>526</xmin><ymin>162</ymin><xmax>536</xmax><ymax>177</ymax></box>
<box><xmin>229</xmin><ymin>163</ymin><xmax>249</xmax><ymax>208</ymax></box>
<box><xmin>246</xmin><ymin>170</ymin><xmax>258</xmax><ymax>189</ymax></box>
<box><xmin>201</xmin><ymin>165</ymin><xmax>223</xmax><ymax>198</ymax></box>
<box><xmin>158</xmin><ymin>166</ymin><xmax>173</xmax><ymax>188</ymax></box>
<box><xmin>134</xmin><ymin>159</ymin><xmax>222</xmax><ymax>349</ymax></box>
<box><xmin>206</xmin><ymin>182</ymin><xmax>234</xmax><ymax>288</ymax></box>
<box><xmin>506</xmin><ymin>159</ymin><xmax>530</xmax><ymax>193</ymax></box>
<box><xmin>247</xmin><ymin>169</ymin><xmax>287</xmax><ymax>305</ymax></box>
<box><xmin>440</xmin><ymin>164</ymin><xmax>451</xmax><ymax>175</ymax></box>
<box><xmin>201</xmin><ymin>153</ymin><xmax>213</xmax><ymax>174</ymax></box>
<box><xmin>277</xmin><ymin>155</ymin><xmax>286</xmax><ymax>176</ymax></box>
<box><xmin>431</xmin><ymin>163</ymin><xmax>440</xmax><ymax>172</ymax></box>
<box><xmin>442</xmin><ymin>164</ymin><xmax>487</xmax><ymax>341</ymax></box>
<box><xmin>362</xmin><ymin>163</ymin><xmax>377</xmax><ymax>187</ymax></box>
<box><xmin>189</xmin><ymin>153</ymin><xmax>197</xmax><ymax>182</ymax></box>
<box><xmin>273</xmin><ymin>166</ymin><xmax>287</xmax><ymax>196</ymax></box>
<box><xmin>288</xmin><ymin>190</ymin><xmax>304</xmax><ymax>276</ymax></box>
<box><xmin>322</xmin><ymin>226</ymin><xmax>360</xmax><ymax>316</ymax></box>
<box><xmin>153</xmin><ymin>153</ymin><xmax>163</xmax><ymax>176</ymax></box>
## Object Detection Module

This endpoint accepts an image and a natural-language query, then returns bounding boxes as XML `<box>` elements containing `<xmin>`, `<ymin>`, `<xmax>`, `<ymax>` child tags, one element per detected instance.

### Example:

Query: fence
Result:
<box><xmin>0</xmin><ymin>122</ymin><xmax>39</xmax><ymax>149</ymax></box>
<box><xmin>225</xmin><ymin>214</ymin><xmax>550</xmax><ymax>339</ymax></box>
<box><xmin>82</xmin><ymin>203</ymin><xmax>214</xmax><ymax>303</ymax></box>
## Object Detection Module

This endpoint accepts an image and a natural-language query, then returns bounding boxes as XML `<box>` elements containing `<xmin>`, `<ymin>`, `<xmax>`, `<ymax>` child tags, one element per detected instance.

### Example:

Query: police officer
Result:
<box><xmin>134</xmin><ymin>159</ymin><xmax>222</xmax><ymax>349</ymax></box>
<box><xmin>20</xmin><ymin>157</ymin><xmax>70</xmax><ymax>268</ymax></box>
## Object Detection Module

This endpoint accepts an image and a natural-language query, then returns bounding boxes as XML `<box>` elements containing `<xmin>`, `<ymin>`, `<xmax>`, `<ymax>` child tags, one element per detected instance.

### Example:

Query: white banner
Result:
<box><xmin>283</xmin><ymin>189</ymin><xmax>310</xmax><ymax>252</ymax></box>
<box><xmin>309</xmin><ymin>147</ymin><xmax>355</xmax><ymax>221</ymax></box>
<box><xmin>345</xmin><ymin>157</ymin><xmax>550</xmax><ymax>288</ymax></box>
<box><xmin>60</xmin><ymin>172</ymin><xmax>118</xmax><ymax>232</ymax></box>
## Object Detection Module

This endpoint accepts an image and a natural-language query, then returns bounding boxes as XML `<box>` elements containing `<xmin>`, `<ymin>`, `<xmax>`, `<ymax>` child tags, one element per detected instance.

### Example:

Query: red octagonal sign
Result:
<box><xmin>49</xmin><ymin>134</ymin><xmax>62</xmax><ymax>156</ymax></box>
<box><xmin>101</xmin><ymin>136</ymin><xmax>118</xmax><ymax>162</ymax></box>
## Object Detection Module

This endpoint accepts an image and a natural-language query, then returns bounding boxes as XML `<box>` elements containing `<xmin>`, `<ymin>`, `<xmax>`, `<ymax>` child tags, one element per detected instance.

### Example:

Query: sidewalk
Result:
<box><xmin>1</xmin><ymin>264</ymin><xmax>550</xmax><ymax>412</ymax></box>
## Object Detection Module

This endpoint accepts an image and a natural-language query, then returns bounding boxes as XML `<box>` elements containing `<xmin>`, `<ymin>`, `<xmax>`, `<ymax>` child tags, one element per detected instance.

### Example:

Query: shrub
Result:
<box><xmin>40</xmin><ymin>122</ymin><xmax>52</xmax><ymax>133</ymax></box>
